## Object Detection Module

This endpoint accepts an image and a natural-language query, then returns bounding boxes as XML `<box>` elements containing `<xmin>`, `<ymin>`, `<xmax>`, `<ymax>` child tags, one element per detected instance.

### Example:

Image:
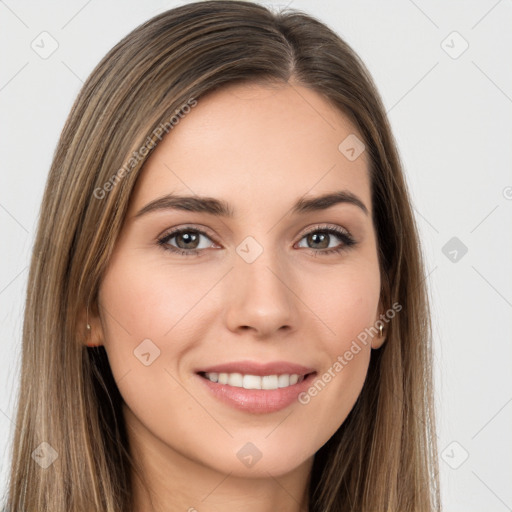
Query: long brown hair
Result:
<box><xmin>5</xmin><ymin>1</ymin><xmax>440</xmax><ymax>510</ymax></box>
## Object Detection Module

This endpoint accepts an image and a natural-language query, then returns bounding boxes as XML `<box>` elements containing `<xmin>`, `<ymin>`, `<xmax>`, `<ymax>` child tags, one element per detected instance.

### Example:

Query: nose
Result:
<box><xmin>223</xmin><ymin>249</ymin><xmax>300</xmax><ymax>339</ymax></box>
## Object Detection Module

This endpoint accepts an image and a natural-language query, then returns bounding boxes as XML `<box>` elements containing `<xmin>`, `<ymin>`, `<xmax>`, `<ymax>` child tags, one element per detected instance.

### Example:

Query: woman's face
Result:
<box><xmin>96</xmin><ymin>81</ymin><xmax>384</xmax><ymax>478</ymax></box>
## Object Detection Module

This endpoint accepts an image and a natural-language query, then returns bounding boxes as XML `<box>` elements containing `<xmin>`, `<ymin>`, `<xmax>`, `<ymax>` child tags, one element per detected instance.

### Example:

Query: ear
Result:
<box><xmin>371</xmin><ymin>315</ymin><xmax>387</xmax><ymax>350</ymax></box>
<box><xmin>371</xmin><ymin>299</ymin><xmax>388</xmax><ymax>350</ymax></box>
<box><xmin>79</xmin><ymin>302</ymin><xmax>104</xmax><ymax>347</ymax></box>
<box><xmin>371</xmin><ymin>272</ymin><xmax>391</xmax><ymax>350</ymax></box>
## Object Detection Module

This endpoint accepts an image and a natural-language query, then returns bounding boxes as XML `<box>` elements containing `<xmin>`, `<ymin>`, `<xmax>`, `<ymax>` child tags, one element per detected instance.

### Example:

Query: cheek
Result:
<box><xmin>306</xmin><ymin>258</ymin><xmax>381</xmax><ymax>347</ymax></box>
<box><xmin>96</xmin><ymin>256</ymin><xmax>215</xmax><ymax>452</ymax></box>
<box><xmin>295</xmin><ymin>260</ymin><xmax>380</xmax><ymax>432</ymax></box>
<box><xmin>96</xmin><ymin>253</ymin><xmax>223</xmax><ymax>406</ymax></box>
<box><xmin>98</xmin><ymin>253</ymin><xmax>219</xmax><ymax>350</ymax></box>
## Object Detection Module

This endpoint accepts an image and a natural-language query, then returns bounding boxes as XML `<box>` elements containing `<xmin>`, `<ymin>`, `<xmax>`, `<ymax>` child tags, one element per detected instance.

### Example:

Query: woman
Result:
<box><xmin>5</xmin><ymin>1</ymin><xmax>440</xmax><ymax>511</ymax></box>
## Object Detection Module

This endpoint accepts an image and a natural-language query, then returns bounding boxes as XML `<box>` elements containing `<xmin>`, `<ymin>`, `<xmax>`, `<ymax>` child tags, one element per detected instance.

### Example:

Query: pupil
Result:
<box><xmin>309</xmin><ymin>232</ymin><xmax>329</xmax><ymax>249</ymax></box>
<box><xmin>177</xmin><ymin>232</ymin><xmax>199</xmax><ymax>249</ymax></box>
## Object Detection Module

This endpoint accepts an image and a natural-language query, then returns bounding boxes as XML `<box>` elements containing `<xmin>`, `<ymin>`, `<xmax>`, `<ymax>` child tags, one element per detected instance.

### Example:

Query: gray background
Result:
<box><xmin>1</xmin><ymin>0</ymin><xmax>511</xmax><ymax>509</ymax></box>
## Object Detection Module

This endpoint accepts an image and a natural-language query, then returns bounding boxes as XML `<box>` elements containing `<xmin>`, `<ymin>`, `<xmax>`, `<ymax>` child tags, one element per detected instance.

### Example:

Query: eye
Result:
<box><xmin>296</xmin><ymin>225</ymin><xmax>356</xmax><ymax>255</ymax></box>
<box><xmin>157</xmin><ymin>227</ymin><xmax>218</xmax><ymax>256</ymax></box>
<box><xmin>156</xmin><ymin>224</ymin><xmax>356</xmax><ymax>257</ymax></box>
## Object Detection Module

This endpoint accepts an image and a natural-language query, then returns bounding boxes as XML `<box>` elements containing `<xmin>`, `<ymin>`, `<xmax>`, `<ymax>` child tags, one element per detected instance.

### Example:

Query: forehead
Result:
<box><xmin>129</xmin><ymin>81</ymin><xmax>371</xmax><ymax>218</ymax></box>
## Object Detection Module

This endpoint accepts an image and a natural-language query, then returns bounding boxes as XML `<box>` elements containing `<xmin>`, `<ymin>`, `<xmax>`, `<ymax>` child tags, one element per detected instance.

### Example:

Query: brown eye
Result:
<box><xmin>174</xmin><ymin>231</ymin><xmax>201</xmax><ymax>249</ymax></box>
<box><xmin>305</xmin><ymin>232</ymin><xmax>330</xmax><ymax>249</ymax></box>
<box><xmin>296</xmin><ymin>226</ymin><xmax>356</xmax><ymax>255</ymax></box>
<box><xmin>158</xmin><ymin>228</ymin><xmax>217</xmax><ymax>255</ymax></box>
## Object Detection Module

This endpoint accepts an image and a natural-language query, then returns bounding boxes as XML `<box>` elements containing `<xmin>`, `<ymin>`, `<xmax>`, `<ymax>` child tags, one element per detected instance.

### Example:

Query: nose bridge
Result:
<box><xmin>223</xmin><ymin>237</ymin><xmax>298</xmax><ymax>335</ymax></box>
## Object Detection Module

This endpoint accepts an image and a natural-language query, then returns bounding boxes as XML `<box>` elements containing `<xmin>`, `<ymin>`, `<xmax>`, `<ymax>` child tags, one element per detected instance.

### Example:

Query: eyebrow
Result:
<box><xmin>134</xmin><ymin>190</ymin><xmax>369</xmax><ymax>219</ymax></box>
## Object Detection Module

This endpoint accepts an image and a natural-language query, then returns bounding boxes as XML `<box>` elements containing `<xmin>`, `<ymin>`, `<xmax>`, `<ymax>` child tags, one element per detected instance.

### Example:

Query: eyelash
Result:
<box><xmin>156</xmin><ymin>224</ymin><xmax>356</xmax><ymax>257</ymax></box>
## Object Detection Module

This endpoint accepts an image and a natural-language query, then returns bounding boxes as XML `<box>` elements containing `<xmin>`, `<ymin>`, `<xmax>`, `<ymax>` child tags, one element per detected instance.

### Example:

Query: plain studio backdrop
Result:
<box><xmin>0</xmin><ymin>1</ymin><xmax>511</xmax><ymax>510</ymax></box>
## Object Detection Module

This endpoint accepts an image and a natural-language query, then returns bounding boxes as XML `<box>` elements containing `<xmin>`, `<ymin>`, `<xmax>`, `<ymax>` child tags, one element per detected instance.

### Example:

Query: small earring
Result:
<box><xmin>379</xmin><ymin>324</ymin><xmax>384</xmax><ymax>337</ymax></box>
<box><xmin>86</xmin><ymin>306</ymin><xmax>91</xmax><ymax>331</ymax></box>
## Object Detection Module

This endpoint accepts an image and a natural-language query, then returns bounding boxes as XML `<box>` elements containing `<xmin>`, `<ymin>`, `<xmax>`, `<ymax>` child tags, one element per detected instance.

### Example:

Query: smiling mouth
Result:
<box><xmin>198</xmin><ymin>371</ymin><xmax>314</xmax><ymax>390</ymax></box>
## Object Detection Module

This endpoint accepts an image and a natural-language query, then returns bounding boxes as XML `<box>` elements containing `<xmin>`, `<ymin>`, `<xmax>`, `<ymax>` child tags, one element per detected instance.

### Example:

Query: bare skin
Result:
<box><xmin>89</xmin><ymin>81</ymin><xmax>385</xmax><ymax>512</ymax></box>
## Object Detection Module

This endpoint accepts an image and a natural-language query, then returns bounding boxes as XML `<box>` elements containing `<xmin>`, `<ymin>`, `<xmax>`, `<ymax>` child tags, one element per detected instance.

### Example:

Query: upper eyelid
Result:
<box><xmin>157</xmin><ymin>224</ymin><xmax>217</xmax><ymax>241</ymax></box>
<box><xmin>298</xmin><ymin>223</ymin><xmax>350</xmax><ymax>236</ymax></box>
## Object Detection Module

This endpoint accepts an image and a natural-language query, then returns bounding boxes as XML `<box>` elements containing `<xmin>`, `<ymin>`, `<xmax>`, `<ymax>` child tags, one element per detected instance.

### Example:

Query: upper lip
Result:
<box><xmin>196</xmin><ymin>360</ymin><xmax>316</xmax><ymax>376</ymax></box>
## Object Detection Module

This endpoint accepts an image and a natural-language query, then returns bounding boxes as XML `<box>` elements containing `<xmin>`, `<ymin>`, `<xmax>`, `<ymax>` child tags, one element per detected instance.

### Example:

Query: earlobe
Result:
<box><xmin>371</xmin><ymin>311</ymin><xmax>387</xmax><ymax>350</ymax></box>
<box><xmin>373</xmin><ymin>277</ymin><xmax>391</xmax><ymax>351</ymax></box>
<box><xmin>371</xmin><ymin>331</ymin><xmax>386</xmax><ymax>350</ymax></box>
<box><xmin>81</xmin><ymin>304</ymin><xmax>104</xmax><ymax>347</ymax></box>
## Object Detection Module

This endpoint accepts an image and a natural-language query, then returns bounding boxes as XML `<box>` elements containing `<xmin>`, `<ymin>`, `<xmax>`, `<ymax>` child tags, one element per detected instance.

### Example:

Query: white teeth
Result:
<box><xmin>243</xmin><ymin>374</ymin><xmax>261</xmax><ymax>389</ymax></box>
<box><xmin>262</xmin><ymin>375</ymin><xmax>278</xmax><ymax>390</ymax></box>
<box><xmin>203</xmin><ymin>372</ymin><xmax>304</xmax><ymax>390</ymax></box>
<box><xmin>228</xmin><ymin>373</ymin><xmax>243</xmax><ymax>387</ymax></box>
<box><xmin>278</xmin><ymin>374</ymin><xmax>290</xmax><ymax>388</ymax></box>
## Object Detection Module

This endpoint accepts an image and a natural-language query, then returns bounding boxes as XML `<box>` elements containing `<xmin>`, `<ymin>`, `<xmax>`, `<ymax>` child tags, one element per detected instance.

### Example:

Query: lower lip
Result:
<box><xmin>196</xmin><ymin>373</ymin><xmax>316</xmax><ymax>414</ymax></box>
